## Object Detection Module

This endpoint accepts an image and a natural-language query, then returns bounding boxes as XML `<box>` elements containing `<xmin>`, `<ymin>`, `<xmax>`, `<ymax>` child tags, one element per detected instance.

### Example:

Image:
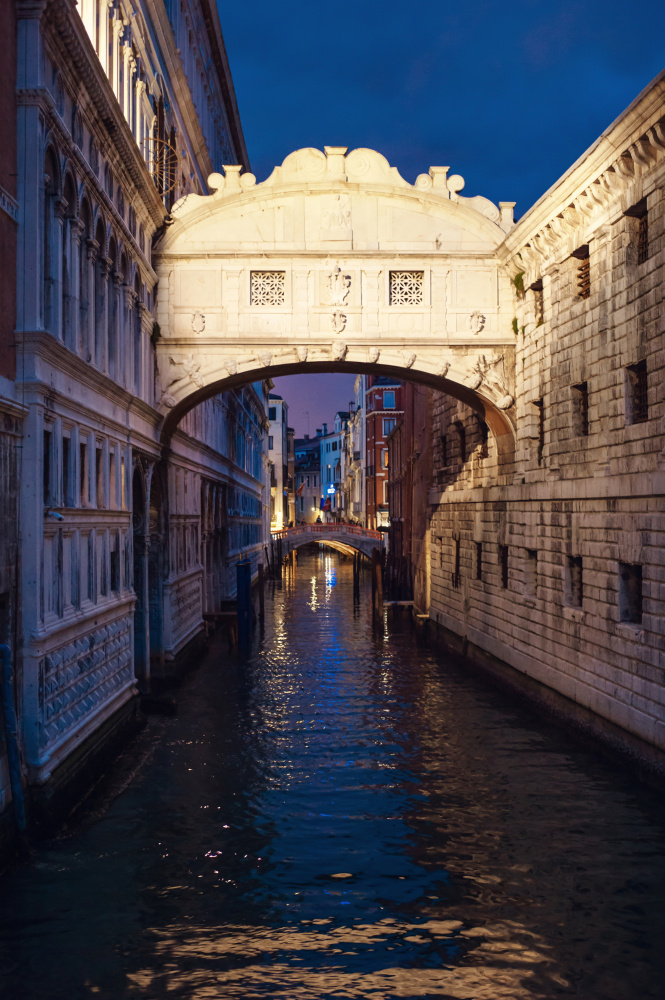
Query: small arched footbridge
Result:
<box><xmin>272</xmin><ymin>523</ymin><xmax>384</xmax><ymax>559</ymax></box>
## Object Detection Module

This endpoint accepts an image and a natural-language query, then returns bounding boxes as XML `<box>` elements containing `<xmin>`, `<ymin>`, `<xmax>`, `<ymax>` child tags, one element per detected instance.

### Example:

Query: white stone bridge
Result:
<box><xmin>271</xmin><ymin>523</ymin><xmax>384</xmax><ymax>559</ymax></box>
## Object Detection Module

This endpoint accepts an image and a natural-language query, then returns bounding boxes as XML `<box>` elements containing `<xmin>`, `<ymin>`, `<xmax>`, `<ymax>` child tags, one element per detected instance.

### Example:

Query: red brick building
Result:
<box><xmin>386</xmin><ymin>382</ymin><xmax>438</xmax><ymax>609</ymax></box>
<box><xmin>365</xmin><ymin>376</ymin><xmax>403</xmax><ymax>529</ymax></box>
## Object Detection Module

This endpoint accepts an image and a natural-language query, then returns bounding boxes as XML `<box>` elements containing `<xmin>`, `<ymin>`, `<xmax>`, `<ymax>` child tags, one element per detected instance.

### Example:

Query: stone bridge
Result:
<box><xmin>153</xmin><ymin>145</ymin><xmax>519</xmax><ymax>464</ymax></box>
<box><xmin>272</xmin><ymin>523</ymin><xmax>384</xmax><ymax>559</ymax></box>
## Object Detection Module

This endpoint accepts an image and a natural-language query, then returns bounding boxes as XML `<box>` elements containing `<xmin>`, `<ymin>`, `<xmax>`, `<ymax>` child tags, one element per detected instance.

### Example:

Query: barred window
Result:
<box><xmin>499</xmin><ymin>545</ymin><xmax>509</xmax><ymax>589</ymax></box>
<box><xmin>625</xmin><ymin>199</ymin><xmax>648</xmax><ymax>265</ymax></box>
<box><xmin>571</xmin><ymin>382</ymin><xmax>589</xmax><ymax>437</ymax></box>
<box><xmin>531</xmin><ymin>278</ymin><xmax>544</xmax><ymax>326</ymax></box>
<box><xmin>389</xmin><ymin>271</ymin><xmax>423</xmax><ymax>305</ymax></box>
<box><xmin>619</xmin><ymin>562</ymin><xmax>642</xmax><ymax>624</ymax></box>
<box><xmin>573</xmin><ymin>245</ymin><xmax>590</xmax><ymax>300</ymax></box>
<box><xmin>565</xmin><ymin>555</ymin><xmax>583</xmax><ymax>608</ymax></box>
<box><xmin>626</xmin><ymin>360</ymin><xmax>648</xmax><ymax>424</ymax></box>
<box><xmin>637</xmin><ymin>214</ymin><xmax>649</xmax><ymax>265</ymax></box>
<box><xmin>250</xmin><ymin>271</ymin><xmax>285</xmax><ymax>306</ymax></box>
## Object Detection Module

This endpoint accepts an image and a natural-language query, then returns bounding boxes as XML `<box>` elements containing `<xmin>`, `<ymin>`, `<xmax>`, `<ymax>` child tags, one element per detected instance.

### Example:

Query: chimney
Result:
<box><xmin>304</xmin><ymin>434</ymin><xmax>309</xmax><ymax>440</ymax></box>
<box><xmin>322</xmin><ymin>422</ymin><xmax>328</xmax><ymax>435</ymax></box>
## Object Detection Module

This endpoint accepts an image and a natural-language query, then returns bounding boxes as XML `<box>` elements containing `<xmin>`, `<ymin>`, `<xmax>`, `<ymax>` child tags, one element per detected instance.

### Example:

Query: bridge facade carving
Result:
<box><xmin>153</xmin><ymin>146</ymin><xmax>518</xmax><ymax>459</ymax></box>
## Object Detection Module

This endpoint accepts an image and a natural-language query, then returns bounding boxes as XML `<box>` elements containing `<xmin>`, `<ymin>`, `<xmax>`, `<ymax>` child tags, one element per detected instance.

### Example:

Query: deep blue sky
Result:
<box><xmin>219</xmin><ymin>0</ymin><xmax>665</xmax><ymax>435</ymax></box>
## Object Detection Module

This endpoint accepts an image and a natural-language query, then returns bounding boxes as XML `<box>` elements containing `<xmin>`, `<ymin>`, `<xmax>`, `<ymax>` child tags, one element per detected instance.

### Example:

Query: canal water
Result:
<box><xmin>0</xmin><ymin>548</ymin><xmax>664</xmax><ymax>999</ymax></box>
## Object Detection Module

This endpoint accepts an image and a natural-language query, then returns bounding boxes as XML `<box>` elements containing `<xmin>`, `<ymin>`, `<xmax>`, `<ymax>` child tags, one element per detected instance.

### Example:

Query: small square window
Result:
<box><xmin>383</xmin><ymin>391</ymin><xmax>395</xmax><ymax>408</ymax></box>
<box><xmin>619</xmin><ymin>562</ymin><xmax>642</xmax><ymax>624</ymax></box>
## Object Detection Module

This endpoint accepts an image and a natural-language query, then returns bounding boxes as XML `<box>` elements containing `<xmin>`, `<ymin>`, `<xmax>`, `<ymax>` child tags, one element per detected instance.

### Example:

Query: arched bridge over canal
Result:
<box><xmin>271</xmin><ymin>523</ymin><xmax>384</xmax><ymax>559</ymax></box>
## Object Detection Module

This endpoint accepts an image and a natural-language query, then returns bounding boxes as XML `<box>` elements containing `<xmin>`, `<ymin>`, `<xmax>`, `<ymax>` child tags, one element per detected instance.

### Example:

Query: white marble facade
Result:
<box><xmin>11</xmin><ymin>0</ymin><xmax>264</xmax><ymax>799</ymax></box>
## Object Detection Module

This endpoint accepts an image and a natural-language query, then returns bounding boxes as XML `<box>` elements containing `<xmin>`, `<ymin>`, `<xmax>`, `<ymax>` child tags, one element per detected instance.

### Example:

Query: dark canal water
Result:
<box><xmin>1</xmin><ymin>548</ymin><xmax>664</xmax><ymax>999</ymax></box>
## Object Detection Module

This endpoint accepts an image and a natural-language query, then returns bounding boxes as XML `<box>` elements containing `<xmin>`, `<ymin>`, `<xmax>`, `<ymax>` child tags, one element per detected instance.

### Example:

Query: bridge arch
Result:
<box><xmin>272</xmin><ymin>524</ymin><xmax>384</xmax><ymax>560</ymax></box>
<box><xmin>152</xmin><ymin>145</ymin><xmax>517</xmax><ymax>462</ymax></box>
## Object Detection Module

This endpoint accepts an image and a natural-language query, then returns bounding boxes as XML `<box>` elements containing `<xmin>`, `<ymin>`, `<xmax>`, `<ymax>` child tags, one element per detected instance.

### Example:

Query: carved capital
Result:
<box><xmin>86</xmin><ymin>238</ymin><xmax>100</xmax><ymax>262</ymax></box>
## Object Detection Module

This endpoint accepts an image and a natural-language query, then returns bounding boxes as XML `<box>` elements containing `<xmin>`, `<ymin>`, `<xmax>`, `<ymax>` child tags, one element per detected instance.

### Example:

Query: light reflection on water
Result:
<box><xmin>0</xmin><ymin>547</ymin><xmax>664</xmax><ymax>999</ymax></box>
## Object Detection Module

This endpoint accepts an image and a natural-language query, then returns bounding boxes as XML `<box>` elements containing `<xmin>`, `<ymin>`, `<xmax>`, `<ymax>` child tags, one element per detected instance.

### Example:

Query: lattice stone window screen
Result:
<box><xmin>250</xmin><ymin>271</ymin><xmax>285</xmax><ymax>306</ymax></box>
<box><xmin>389</xmin><ymin>271</ymin><xmax>424</xmax><ymax>305</ymax></box>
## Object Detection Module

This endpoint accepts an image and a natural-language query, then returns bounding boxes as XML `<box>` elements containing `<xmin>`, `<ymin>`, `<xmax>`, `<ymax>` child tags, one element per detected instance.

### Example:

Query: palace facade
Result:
<box><xmin>0</xmin><ymin>0</ymin><xmax>268</xmax><ymax>833</ymax></box>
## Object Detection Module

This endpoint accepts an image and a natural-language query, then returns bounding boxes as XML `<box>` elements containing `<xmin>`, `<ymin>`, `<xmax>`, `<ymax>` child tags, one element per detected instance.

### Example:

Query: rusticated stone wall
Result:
<box><xmin>427</xmin><ymin>72</ymin><xmax>665</xmax><ymax>753</ymax></box>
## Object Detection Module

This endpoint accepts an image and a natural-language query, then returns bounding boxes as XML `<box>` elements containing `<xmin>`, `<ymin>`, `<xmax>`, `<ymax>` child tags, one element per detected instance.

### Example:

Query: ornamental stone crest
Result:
<box><xmin>328</xmin><ymin>265</ymin><xmax>351</xmax><ymax>306</ymax></box>
<box><xmin>331</xmin><ymin>310</ymin><xmax>347</xmax><ymax>334</ymax></box>
<box><xmin>192</xmin><ymin>311</ymin><xmax>205</xmax><ymax>334</ymax></box>
<box><xmin>467</xmin><ymin>311</ymin><xmax>486</xmax><ymax>334</ymax></box>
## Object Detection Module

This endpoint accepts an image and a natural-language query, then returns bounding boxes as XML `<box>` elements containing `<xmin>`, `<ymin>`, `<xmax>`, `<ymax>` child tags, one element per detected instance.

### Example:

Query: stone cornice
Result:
<box><xmin>498</xmin><ymin>69</ymin><xmax>665</xmax><ymax>274</ymax></box>
<box><xmin>17</xmin><ymin>329</ymin><xmax>161</xmax><ymax>428</ymax></box>
<box><xmin>142</xmin><ymin>0</ymin><xmax>247</xmax><ymax>181</ymax></box>
<box><xmin>37</xmin><ymin>0</ymin><xmax>167</xmax><ymax>231</ymax></box>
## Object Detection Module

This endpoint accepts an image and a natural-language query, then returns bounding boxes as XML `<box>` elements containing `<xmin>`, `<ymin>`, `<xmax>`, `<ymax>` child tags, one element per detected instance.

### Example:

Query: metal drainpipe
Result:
<box><xmin>0</xmin><ymin>644</ymin><xmax>29</xmax><ymax>854</ymax></box>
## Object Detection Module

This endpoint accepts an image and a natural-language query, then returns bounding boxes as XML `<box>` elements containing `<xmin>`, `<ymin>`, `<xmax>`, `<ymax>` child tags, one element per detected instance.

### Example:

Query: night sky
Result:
<box><xmin>218</xmin><ymin>0</ymin><xmax>665</xmax><ymax>436</ymax></box>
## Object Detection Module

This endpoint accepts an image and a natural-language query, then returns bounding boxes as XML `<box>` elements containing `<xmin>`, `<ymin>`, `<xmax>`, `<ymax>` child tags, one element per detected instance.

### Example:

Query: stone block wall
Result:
<box><xmin>428</xmin><ymin>78</ymin><xmax>665</xmax><ymax>753</ymax></box>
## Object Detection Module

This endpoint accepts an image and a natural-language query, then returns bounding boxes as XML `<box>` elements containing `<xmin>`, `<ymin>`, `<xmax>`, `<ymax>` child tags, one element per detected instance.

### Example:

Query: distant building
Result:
<box><xmin>365</xmin><ymin>377</ymin><xmax>403</xmax><ymax>529</ymax></box>
<box><xmin>268</xmin><ymin>395</ymin><xmax>289</xmax><ymax>529</ymax></box>
<box><xmin>386</xmin><ymin>383</ymin><xmax>439</xmax><ymax>605</ymax></box>
<box><xmin>344</xmin><ymin>377</ymin><xmax>366</xmax><ymax>524</ymax></box>
<box><xmin>319</xmin><ymin>413</ymin><xmax>350</xmax><ymax>521</ymax></box>
<box><xmin>294</xmin><ymin>439</ymin><xmax>321</xmax><ymax>524</ymax></box>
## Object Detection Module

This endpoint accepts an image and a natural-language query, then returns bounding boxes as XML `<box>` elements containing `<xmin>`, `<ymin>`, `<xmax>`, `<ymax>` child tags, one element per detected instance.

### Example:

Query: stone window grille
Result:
<box><xmin>250</xmin><ymin>271</ymin><xmax>285</xmax><ymax>306</ymax></box>
<box><xmin>565</xmin><ymin>555</ymin><xmax>583</xmax><ymax>607</ymax></box>
<box><xmin>619</xmin><ymin>562</ymin><xmax>642</xmax><ymax>624</ymax></box>
<box><xmin>389</xmin><ymin>271</ymin><xmax>424</xmax><ymax>305</ymax></box>
<box><xmin>571</xmin><ymin>382</ymin><xmax>589</xmax><ymax>437</ymax></box>
<box><xmin>626</xmin><ymin>360</ymin><xmax>648</xmax><ymax>424</ymax></box>
<box><xmin>475</xmin><ymin>542</ymin><xmax>483</xmax><ymax>581</ymax></box>
<box><xmin>499</xmin><ymin>545</ymin><xmax>509</xmax><ymax>589</ymax></box>
<box><xmin>573</xmin><ymin>245</ymin><xmax>590</xmax><ymax>299</ymax></box>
